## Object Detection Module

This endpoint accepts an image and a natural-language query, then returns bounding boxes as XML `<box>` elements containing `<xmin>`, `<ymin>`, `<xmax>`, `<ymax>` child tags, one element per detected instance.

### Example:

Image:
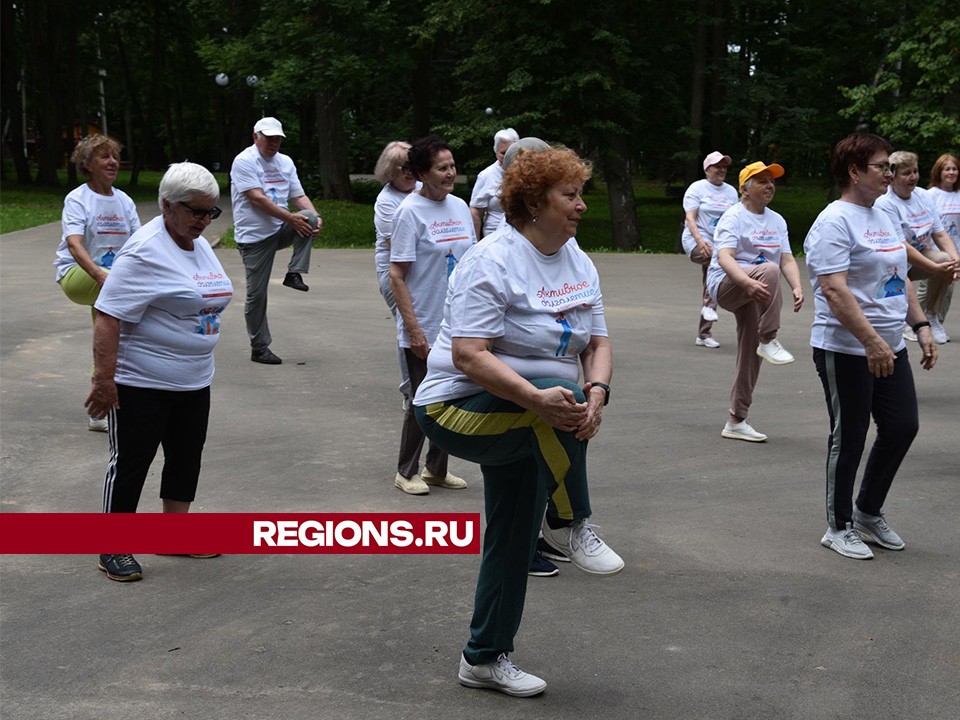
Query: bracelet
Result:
<box><xmin>589</xmin><ymin>382</ymin><xmax>611</xmax><ymax>406</ymax></box>
<box><xmin>912</xmin><ymin>321</ymin><xmax>931</xmax><ymax>333</ymax></box>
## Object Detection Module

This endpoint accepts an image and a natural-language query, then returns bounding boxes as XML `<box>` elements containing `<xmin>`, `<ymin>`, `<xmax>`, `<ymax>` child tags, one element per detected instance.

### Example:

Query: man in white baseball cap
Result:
<box><xmin>230</xmin><ymin>117</ymin><xmax>323</xmax><ymax>364</ymax></box>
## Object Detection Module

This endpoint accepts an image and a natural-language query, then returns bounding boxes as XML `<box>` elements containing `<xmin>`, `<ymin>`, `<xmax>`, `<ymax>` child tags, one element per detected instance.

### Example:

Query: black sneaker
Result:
<box><xmin>528</xmin><ymin>551</ymin><xmax>559</xmax><ymax>577</ymax></box>
<box><xmin>251</xmin><ymin>347</ymin><xmax>282</xmax><ymax>365</ymax></box>
<box><xmin>282</xmin><ymin>272</ymin><xmax>309</xmax><ymax>292</ymax></box>
<box><xmin>98</xmin><ymin>554</ymin><xmax>143</xmax><ymax>582</ymax></box>
<box><xmin>537</xmin><ymin>536</ymin><xmax>570</xmax><ymax>563</ymax></box>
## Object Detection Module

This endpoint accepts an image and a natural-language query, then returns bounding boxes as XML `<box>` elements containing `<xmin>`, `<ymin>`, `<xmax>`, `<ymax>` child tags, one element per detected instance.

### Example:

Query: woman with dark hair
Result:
<box><xmin>54</xmin><ymin>134</ymin><xmax>141</xmax><ymax>432</ymax></box>
<box><xmin>373</xmin><ymin>141</ymin><xmax>419</xmax><ymax>407</ymax></box>
<box><xmin>874</xmin><ymin>150</ymin><xmax>959</xmax><ymax>344</ymax></box>
<box><xmin>388</xmin><ymin>136</ymin><xmax>475</xmax><ymax>495</ymax></box>
<box><xmin>804</xmin><ymin>133</ymin><xmax>938</xmax><ymax>561</ymax></box>
<box><xmin>415</xmin><ymin>145</ymin><xmax>622</xmax><ymax>697</ymax></box>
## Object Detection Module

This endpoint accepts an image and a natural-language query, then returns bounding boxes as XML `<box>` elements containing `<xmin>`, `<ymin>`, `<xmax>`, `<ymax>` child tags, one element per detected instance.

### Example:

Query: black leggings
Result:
<box><xmin>813</xmin><ymin>348</ymin><xmax>918</xmax><ymax>530</ymax></box>
<box><xmin>102</xmin><ymin>385</ymin><xmax>210</xmax><ymax>513</ymax></box>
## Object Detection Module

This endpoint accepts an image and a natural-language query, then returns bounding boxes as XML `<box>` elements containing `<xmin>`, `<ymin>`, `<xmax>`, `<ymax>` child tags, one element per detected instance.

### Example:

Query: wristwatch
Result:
<box><xmin>590</xmin><ymin>382</ymin><xmax>611</xmax><ymax>406</ymax></box>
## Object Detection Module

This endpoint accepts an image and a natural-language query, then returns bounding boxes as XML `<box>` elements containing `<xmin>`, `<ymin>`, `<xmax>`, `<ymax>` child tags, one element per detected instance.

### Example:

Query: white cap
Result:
<box><xmin>703</xmin><ymin>151</ymin><xmax>732</xmax><ymax>172</ymax></box>
<box><xmin>253</xmin><ymin>117</ymin><xmax>286</xmax><ymax>137</ymax></box>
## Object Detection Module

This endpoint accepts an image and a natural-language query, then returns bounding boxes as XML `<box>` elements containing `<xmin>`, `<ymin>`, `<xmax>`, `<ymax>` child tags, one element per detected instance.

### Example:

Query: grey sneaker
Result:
<box><xmin>821</xmin><ymin>523</ymin><xmax>874</xmax><ymax>560</ymax></box>
<box><xmin>541</xmin><ymin>519</ymin><xmax>624</xmax><ymax>575</ymax></box>
<box><xmin>853</xmin><ymin>508</ymin><xmax>905</xmax><ymax>550</ymax></box>
<box><xmin>928</xmin><ymin>316</ymin><xmax>949</xmax><ymax>344</ymax></box>
<box><xmin>458</xmin><ymin>653</ymin><xmax>546</xmax><ymax>697</ymax></box>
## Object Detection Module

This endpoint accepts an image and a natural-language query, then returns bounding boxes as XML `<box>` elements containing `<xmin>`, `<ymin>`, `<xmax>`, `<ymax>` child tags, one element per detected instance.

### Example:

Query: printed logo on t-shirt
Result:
<box><xmin>98</xmin><ymin>247</ymin><xmax>116</xmax><ymax>268</ymax></box>
<box><xmin>95</xmin><ymin>213</ymin><xmax>131</xmax><ymax>237</ymax></box>
<box><xmin>445</xmin><ymin>250</ymin><xmax>458</xmax><ymax>277</ymax></box>
<box><xmin>429</xmin><ymin>218</ymin><xmax>471</xmax><ymax>244</ymax></box>
<box><xmin>193</xmin><ymin>271</ymin><xmax>233</xmax><ymax>335</ymax></box>
<box><xmin>554</xmin><ymin>313</ymin><xmax>574</xmax><ymax>357</ymax></box>
<box><xmin>536</xmin><ymin>280</ymin><xmax>594</xmax><ymax>309</ymax></box>
<box><xmin>875</xmin><ymin>266</ymin><xmax>906</xmax><ymax>299</ymax></box>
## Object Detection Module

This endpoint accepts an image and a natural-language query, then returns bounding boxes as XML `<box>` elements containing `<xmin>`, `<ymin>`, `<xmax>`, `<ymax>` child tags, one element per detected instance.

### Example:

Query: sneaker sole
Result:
<box><xmin>421</xmin><ymin>478</ymin><xmax>467</xmax><ymax>490</ymax></box>
<box><xmin>458</xmin><ymin>674</ymin><xmax>546</xmax><ymax>697</ymax></box>
<box><xmin>538</xmin><ymin>549</ymin><xmax>571</xmax><ymax>563</ymax></box>
<box><xmin>721</xmin><ymin>429</ymin><xmax>767</xmax><ymax>442</ymax></box>
<box><xmin>820</xmin><ymin>536</ymin><xmax>873</xmax><ymax>560</ymax></box>
<box><xmin>756</xmin><ymin>350</ymin><xmax>795</xmax><ymax>365</ymax></box>
<box><xmin>528</xmin><ymin>568</ymin><xmax>560</xmax><ymax>577</ymax></box>
<box><xmin>97</xmin><ymin>562</ymin><xmax>144</xmax><ymax>581</ymax></box>
<box><xmin>853</xmin><ymin>525</ymin><xmax>904</xmax><ymax>551</ymax></box>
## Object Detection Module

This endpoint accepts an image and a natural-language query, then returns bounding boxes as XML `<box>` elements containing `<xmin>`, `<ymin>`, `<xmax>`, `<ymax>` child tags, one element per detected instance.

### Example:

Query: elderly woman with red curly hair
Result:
<box><xmin>414</xmin><ymin>145</ymin><xmax>623</xmax><ymax>698</ymax></box>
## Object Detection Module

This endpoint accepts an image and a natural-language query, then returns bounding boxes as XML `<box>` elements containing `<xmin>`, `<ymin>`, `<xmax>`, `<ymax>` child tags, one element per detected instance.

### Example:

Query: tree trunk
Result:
<box><xmin>687</xmin><ymin>0</ymin><xmax>708</xmax><ymax>184</ymax></box>
<box><xmin>708</xmin><ymin>0</ymin><xmax>726</xmax><ymax>152</ymax></box>
<box><xmin>0</xmin><ymin>0</ymin><xmax>31</xmax><ymax>184</ymax></box>
<box><xmin>602</xmin><ymin>132</ymin><xmax>641</xmax><ymax>251</ymax></box>
<box><xmin>316</xmin><ymin>91</ymin><xmax>352</xmax><ymax>201</ymax></box>
<box><xmin>411</xmin><ymin>43</ymin><xmax>432</xmax><ymax>139</ymax></box>
<box><xmin>24</xmin><ymin>1</ymin><xmax>63</xmax><ymax>185</ymax></box>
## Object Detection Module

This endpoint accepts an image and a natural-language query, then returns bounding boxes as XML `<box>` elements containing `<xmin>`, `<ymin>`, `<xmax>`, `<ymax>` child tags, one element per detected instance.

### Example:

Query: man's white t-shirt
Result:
<box><xmin>706</xmin><ymin>202</ymin><xmax>791</xmax><ymax>301</ymax></box>
<box><xmin>680</xmin><ymin>179</ymin><xmax>739</xmax><ymax>255</ymax></box>
<box><xmin>804</xmin><ymin>200</ymin><xmax>908</xmax><ymax>356</ymax></box>
<box><xmin>874</xmin><ymin>186</ymin><xmax>943</xmax><ymax>252</ymax></box>
<box><xmin>230</xmin><ymin>145</ymin><xmax>305</xmax><ymax>244</ymax></box>
<box><xmin>374</xmin><ymin>182</ymin><xmax>420</xmax><ymax>274</ymax></box>
<box><xmin>54</xmin><ymin>184</ymin><xmax>141</xmax><ymax>281</ymax></box>
<box><xmin>927</xmin><ymin>186</ymin><xmax>960</xmax><ymax>254</ymax></box>
<box><xmin>469</xmin><ymin>161</ymin><xmax>505</xmax><ymax>237</ymax></box>
<box><xmin>389</xmin><ymin>192</ymin><xmax>475</xmax><ymax>348</ymax></box>
<box><xmin>415</xmin><ymin>224</ymin><xmax>608</xmax><ymax>405</ymax></box>
<box><xmin>95</xmin><ymin>217</ymin><xmax>234</xmax><ymax>390</ymax></box>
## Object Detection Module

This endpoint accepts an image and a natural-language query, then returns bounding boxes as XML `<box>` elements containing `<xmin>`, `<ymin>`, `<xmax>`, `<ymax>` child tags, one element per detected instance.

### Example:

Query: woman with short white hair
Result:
<box><xmin>86</xmin><ymin>162</ymin><xmax>232</xmax><ymax>582</ymax></box>
<box><xmin>469</xmin><ymin>127</ymin><xmax>519</xmax><ymax>238</ymax></box>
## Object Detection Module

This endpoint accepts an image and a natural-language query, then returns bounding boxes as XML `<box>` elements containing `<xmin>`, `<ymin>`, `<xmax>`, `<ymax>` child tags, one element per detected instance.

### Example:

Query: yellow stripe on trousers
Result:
<box><xmin>425</xmin><ymin>402</ymin><xmax>573</xmax><ymax>518</ymax></box>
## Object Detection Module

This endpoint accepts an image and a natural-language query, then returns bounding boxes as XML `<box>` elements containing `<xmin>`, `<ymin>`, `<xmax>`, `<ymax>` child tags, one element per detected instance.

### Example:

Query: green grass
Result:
<box><xmin>3</xmin><ymin>172</ymin><xmax>833</xmax><ymax>254</ymax></box>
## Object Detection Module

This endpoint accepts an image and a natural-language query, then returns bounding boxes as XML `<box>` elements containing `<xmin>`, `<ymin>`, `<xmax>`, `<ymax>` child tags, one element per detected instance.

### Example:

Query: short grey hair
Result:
<box><xmin>158</xmin><ymin>162</ymin><xmax>220</xmax><ymax>212</ymax></box>
<box><xmin>493</xmin><ymin>127</ymin><xmax>519</xmax><ymax>152</ymax></box>
<box><xmin>889</xmin><ymin>150</ymin><xmax>918</xmax><ymax>175</ymax></box>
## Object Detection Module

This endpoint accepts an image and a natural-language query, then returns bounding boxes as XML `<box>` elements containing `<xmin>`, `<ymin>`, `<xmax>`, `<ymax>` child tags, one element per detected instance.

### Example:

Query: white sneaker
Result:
<box><xmin>695</xmin><ymin>336</ymin><xmax>720</xmax><ymax>348</ymax></box>
<box><xmin>458</xmin><ymin>653</ymin><xmax>546</xmax><ymax>697</ymax></box>
<box><xmin>721</xmin><ymin>421</ymin><xmax>767</xmax><ymax>442</ymax></box>
<box><xmin>88</xmin><ymin>416</ymin><xmax>108</xmax><ymax>433</ymax></box>
<box><xmin>394</xmin><ymin>472</ymin><xmax>429</xmax><ymax>495</ymax></box>
<box><xmin>821</xmin><ymin>522</ymin><xmax>874</xmax><ymax>560</ymax></box>
<box><xmin>541</xmin><ymin>519</ymin><xmax>624</xmax><ymax>575</ymax></box>
<box><xmin>902</xmin><ymin>323</ymin><xmax>917</xmax><ymax>342</ymax></box>
<box><xmin>928</xmin><ymin>316</ymin><xmax>949</xmax><ymax>344</ymax></box>
<box><xmin>756</xmin><ymin>339</ymin><xmax>795</xmax><ymax>364</ymax></box>
<box><xmin>701</xmin><ymin>305</ymin><xmax>719</xmax><ymax>322</ymax></box>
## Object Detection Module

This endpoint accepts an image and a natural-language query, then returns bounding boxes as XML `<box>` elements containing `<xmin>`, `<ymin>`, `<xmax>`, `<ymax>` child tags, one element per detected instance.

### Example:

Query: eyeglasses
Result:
<box><xmin>866</xmin><ymin>163</ymin><xmax>894</xmax><ymax>175</ymax></box>
<box><xmin>179</xmin><ymin>202</ymin><xmax>222</xmax><ymax>220</ymax></box>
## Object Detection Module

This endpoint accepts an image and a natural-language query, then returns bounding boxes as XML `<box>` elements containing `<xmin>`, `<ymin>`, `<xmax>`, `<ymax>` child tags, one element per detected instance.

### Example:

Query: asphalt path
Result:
<box><xmin>1</xmin><ymin>207</ymin><xmax>958</xmax><ymax>719</ymax></box>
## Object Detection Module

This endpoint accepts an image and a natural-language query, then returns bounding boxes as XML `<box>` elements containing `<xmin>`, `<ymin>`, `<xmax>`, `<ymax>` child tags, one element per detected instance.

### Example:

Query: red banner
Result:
<box><xmin>0</xmin><ymin>513</ymin><xmax>481</xmax><ymax>554</ymax></box>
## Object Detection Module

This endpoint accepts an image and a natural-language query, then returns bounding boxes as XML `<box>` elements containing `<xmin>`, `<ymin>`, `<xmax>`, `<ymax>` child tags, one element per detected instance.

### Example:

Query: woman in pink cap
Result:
<box><xmin>681</xmin><ymin>151</ymin><xmax>739</xmax><ymax>348</ymax></box>
<box><xmin>706</xmin><ymin>161</ymin><xmax>804</xmax><ymax>442</ymax></box>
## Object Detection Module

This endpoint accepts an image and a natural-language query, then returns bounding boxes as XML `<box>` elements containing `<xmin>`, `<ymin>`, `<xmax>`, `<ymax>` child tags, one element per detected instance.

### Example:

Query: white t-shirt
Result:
<box><xmin>415</xmin><ymin>224</ymin><xmax>608</xmax><ymax>405</ymax></box>
<box><xmin>389</xmin><ymin>192</ymin><xmax>476</xmax><ymax>347</ymax></box>
<box><xmin>804</xmin><ymin>200</ymin><xmax>908</xmax><ymax>356</ymax></box>
<box><xmin>54</xmin><ymin>184</ymin><xmax>141</xmax><ymax>281</ymax></box>
<box><xmin>874</xmin><ymin>186</ymin><xmax>943</xmax><ymax>252</ymax></box>
<box><xmin>706</xmin><ymin>202</ymin><xmax>791</xmax><ymax>301</ymax></box>
<box><xmin>469</xmin><ymin>161</ymin><xmax>505</xmax><ymax>237</ymax></box>
<box><xmin>680</xmin><ymin>179</ymin><xmax>739</xmax><ymax>255</ymax></box>
<box><xmin>230</xmin><ymin>145</ymin><xmax>306</xmax><ymax>244</ymax></box>
<box><xmin>374</xmin><ymin>182</ymin><xmax>420</xmax><ymax>274</ymax></box>
<box><xmin>927</xmin><ymin>186</ymin><xmax>960</xmax><ymax>254</ymax></box>
<box><xmin>95</xmin><ymin>217</ymin><xmax>234</xmax><ymax>390</ymax></box>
